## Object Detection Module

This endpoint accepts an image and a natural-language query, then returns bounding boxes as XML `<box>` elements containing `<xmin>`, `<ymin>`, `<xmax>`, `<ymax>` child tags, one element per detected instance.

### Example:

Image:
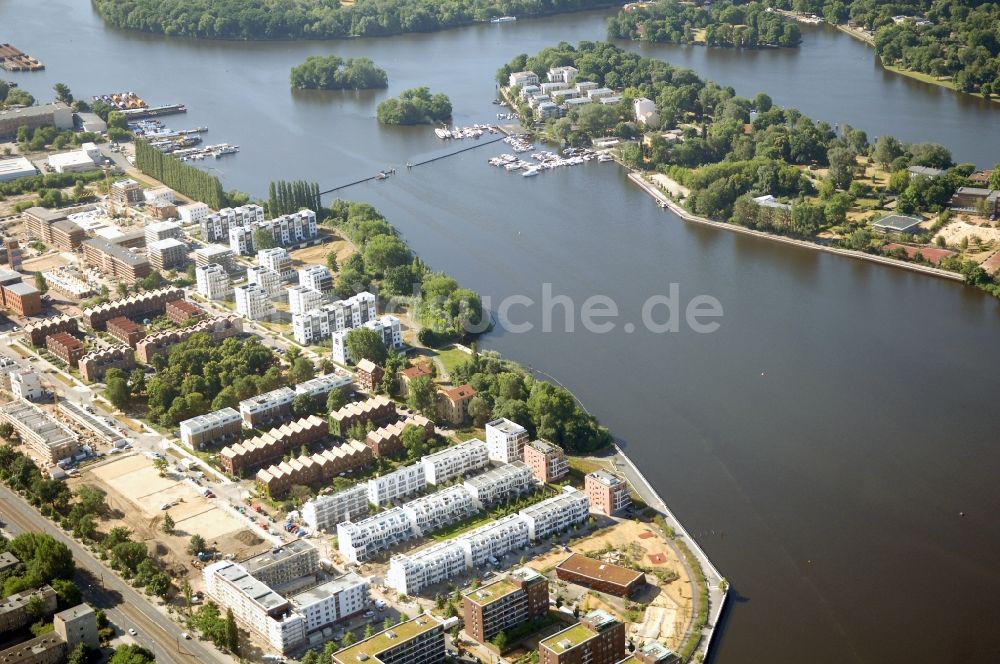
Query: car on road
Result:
<box><xmin>128</xmin><ymin>628</ymin><xmax>137</xmax><ymax>636</ymax></box>
<box><xmin>363</xmin><ymin>610</ymin><xmax>375</xmax><ymax>619</ymax></box>
<box><xmin>181</xmin><ymin>632</ymin><xmax>191</xmax><ymax>639</ymax></box>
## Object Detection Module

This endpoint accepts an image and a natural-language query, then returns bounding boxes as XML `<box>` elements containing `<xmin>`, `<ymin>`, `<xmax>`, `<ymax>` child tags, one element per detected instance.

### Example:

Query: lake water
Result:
<box><xmin>5</xmin><ymin>2</ymin><xmax>1000</xmax><ymax>662</ymax></box>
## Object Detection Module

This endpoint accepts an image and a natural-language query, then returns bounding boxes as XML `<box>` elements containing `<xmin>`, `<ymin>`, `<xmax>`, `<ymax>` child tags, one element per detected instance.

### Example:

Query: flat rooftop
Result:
<box><xmin>333</xmin><ymin>614</ymin><xmax>440</xmax><ymax>663</ymax></box>
<box><xmin>541</xmin><ymin>621</ymin><xmax>595</xmax><ymax>652</ymax></box>
<box><xmin>215</xmin><ymin>563</ymin><xmax>288</xmax><ymax>612</ymax></box>
<box><xmin>486</xmin><ymin>418</ymin><xmax>526</xmax><ymax>435</ymax></box>
<box><xmin>290</xmin><ymin>572</ymin><xmax>366</xmax><ymax>608</ymax></box>
<box><xmin>1</xmin><ymin>401</ymin><xmax>77</xmax><ymax>449</ymax></box>
<box><xmin>243</xmin><ymin>539</ymin><xmax>315</xmax><ymax>573</ymax></box>
<box><xmin>587</xmin><ymin>470</ymin><xmax>625</xmax><ymax>486</ymax></box>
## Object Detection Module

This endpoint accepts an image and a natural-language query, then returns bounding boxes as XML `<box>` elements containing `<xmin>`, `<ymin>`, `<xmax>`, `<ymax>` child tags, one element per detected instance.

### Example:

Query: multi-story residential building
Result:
<box><xmin>547</xmin><ymin>65</ymin><xmax>579</xmax><ymax>84</ymax></box>
<box><xmin>616</xmin><ymin>641</ymin><xmax>680</xmax><ymax>664</ymax></box>
<box><xmin>82</xmin><ymin>287</ymin><xmax>185</xmax><ymax>331</ymax></box>
<box><xmin>196</xmin><ymin>263</ymin><xmax>232</xmax><ymax>300</ymax></box>
<box><xmin>0</xmin><ymin>400</ymin><xmax>77</xmax><ymax>464</ymax></box>
<box><xmin>293</xmin><ymin>372</ymin><xmax>354</xmax><ymax>403</ymax></box>
<box><xmin>23</xmin><ymin>207</ymin><xmax>67</xmax><ymax>244</ymax></box>
<box><xmin>177</xmin><ymin>202</ymin><xmax>210</xmax><ymax>225</ymax></box>
<box><xmin>421</xmin><ymin>439</ymin><xmax>489</xmax><ymax>486</ymax></box>
<box><xmin>509</xmin><ymin>71</ymin><xmax>540</xmax><ymax>88</ymax></box>
<box><xmin>298</xmin><ymin>264</ymin><xmax>332</xmax><ymax>293</ymax></box>
<box><xmin>255</xmin><ymin>209</ymin><xmax>318</xmax><ymax>249</ymax></box>
<box><xmin>486</xmin><ymin>418</ymin><xmax>528</xmax><ymax>463</ymax></box>
<box><xmin>331</xmin><ymin>315</ymin><xmax>402</xmax><ymax>364</ymax></box>
<box><xmin>331</xmin><ymin>614</ymin><xmax>445</xmax><ymax>664</ymax></box>
<box><xmin>539</xmin><ymin>609</ymin><xmax>625</xmax><ymax>664</ymax></box>
<box><xmin>144</xmin><ymin>220</ymin><xmax>182</xmax><ymax>244</ymax></box>
<box><xmin>401</xmin><ymin>486</ymin><xmax>476</xmax><ymax>537</ymax></box>
<box><xmin>39</xmin><ymin>268</ymin><xmax>92</xmax><ymax>300</ymax></box>
<box><xmin>219</xmin><ymin>415</ymin><xmax>328</xmax><ymax>475</ymax></box>
<box><xmin>247</xmin><ymin>265</ymin><xmax>282</xmax><ymax>298</ymax></box>
<box><xmin>300</xmin><ymin>485</ymin><xmax>370</xmax><ymax>532</ymax></box>
<box><xmin>179</xmin><ymin>407</ymin><xmax>242</xmax><ymax>449</ymax></box>
<box><xmin>200</xmin><ymin>204</ymin><xmax>264</xmax><ymax>243</ymax></box>
<box><xmin>289</xmin><ymin>573</ymin><xmax>369</xmax><ymax>633</ymax></box>
<box><xmin>194</xmin><ymin>244</ymin><xmax>235</xmax><ymax>272</ymax></box>
<box><xmin>109</xmin><ymin>178</ymin><xmax>144</xmax><ymax>207</ymax></box>
<box><xmin>147</xmin><ymin>238</ymin><xmax>188</xmax><ymax>270</ymax></box>
<box><xmin>519</xmin><ymin>487</ymin><xmax>589</xmax><ymax>541</ymax></box>
<box><xmin>523</xmin><ymin>439</ymin><xmax>568</xmax><ymax>484</ymax></box>
<box><xmin>228</xmin><ymin>225</ymin><xmax>255</xmax><ymax>256</ymax></box>
<box><xmin>79</xmin><ymin>346</ymin><xmax>135</xmax><ymax>383</ymax></box>
<box><xmin>258</xmin><ymin>248</ymin><xmax>294</xmax><ymax>280</ymax></box>
<box><xmin>23</xmin><ymin>314</ymin><xmax>78</xmax><ymax>347</ymax></box>
<box><xmin>255</xmin><ymin>440</ymin><xmax>371</xmax><ymax>497</ymax></box>
<box><xmin>135</xmin><ymin>315</ymin><xmax>242</xmax><ymax>363</ymax></box>
<box><xmin>337</xmin><ymin>507</ymin><xmax>415</xmax><ymax>564</ymax></box>
<box><xmin>53</xmin><ymin>603</ymin><xmax>100</xmax><ymax>652</ymax></box>
<box><xmin>0</xmin><ymin>585</ymin><xmax>58</xmax><ymax>632</ymax></box>
<box><xmin>202</xmin><ymin>561</ymin><xmax>305</xmax><ymax>654</ymax></box>
<box><xmin>3</xmin><ymin>239</ymin><xmax>22</xmax><ymax>272</ymax></box>
<box><xmin>165</xmin><ymin>299</ymin><xmax>204</xmax><ymax>325</ymax></box>
<box><xmin>329</xmin><ymin>395</ymin><xmax>395</xmax><ymax>437</ymax></box>
<box><xmin>46</xmin><ymin>331</ymin><xmax>85</xmax><ymax>368</ymax></box>
<box><xmin>366</xmin><ymin>462</ymin><xmax>426</xmax><ymax>507</ymax></box>
<box><xmin>436</xmin><ymin>384</ymin><xmax>476</xmax><ymax>425</ymax></box>
<box><xmin>287</xmin><ymin>285</ymin><xmax>323</xmax><ymax>316</ymax></box>
<box><xmin>584</xmin><ymin>470</ymin><xmax>631</xmax><ymax>516</ymax></box>
<box><xmin>386</xmin><ymin>541</ymin><xmax>467</xmax><ymax>596</ymax></box>
<box><xmin>234</xmin><ymin>283</ymin><xmax>275</xmax><ymax>320</ymax></box>
<box><xmin>81</xmin><ymin>238</ymin><xmax>151</xmax><ymax>284</ymax></box>
<box><xmin>292</xmin><ymin>291</ymin><xmax>376</xmax><ymax>345</ymax></box>
<box><xmin>355</xmin><ymin>358</ymin><xmax>384</xmax><ymax>393</ymax></box>
<box><xmin>106</xmin><ymin>316</ymin><xmax>144</xmax><ymax>347</ymax></box>
<box><xmin>49</xmin><ymin>220</ymin><xmax>85</xmax><ymax>251</ymax></box>
<box><xmin>10</xmin><ymin>370</ymin><xmax>44</xmax><ymax>401</ymax></box>
<box><xmin>398</xmin><ymin>363</ymin><xmax>432</xmax><ymax>398</ymax></box>
<box><xmin>239</xmin><ymin>386</ymin><xmax>295</xmax><ymax>429</ymax></box>
<box><xmin>462</xmin><ymin>461</ymin><xmax>534</xmax><ymax>510</ymax></box>
<box><xmin>463</xmin><ymin>567</ymin><xmax>549</xmax><ymax>645</ymax></box>
<box><xmin>242</xmin><ymin>540</ymin><xmax>319</xmax><ymax>588</ymax></box>
<box><xmin>365</xmin><ymin>415</ymin><xmax>434</xmax><ymax>459</ymax></box>
<box><xmin>143</xmin><ymin>186</ymin><xmax>175</xmax><ymax>206</ymax></box>
<box><xmin>555</xmin><ymin>553</ymin><xmax>646</xmax><ymax>598</ymax></box>
<box><xmin>1</xmin><ymin>282</ymin><xmax>41</xmax><ymax>316</ymax></box>
<box><xmin>456</xmin><ymin>515</ymin><xmax>529</xmax><ymax>569</ymax></box>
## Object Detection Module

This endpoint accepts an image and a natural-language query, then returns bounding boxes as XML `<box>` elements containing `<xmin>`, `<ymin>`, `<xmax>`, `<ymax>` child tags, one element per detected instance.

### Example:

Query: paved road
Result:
<box><xmin>0</xmin><ymin>483</ymin><xmax>232</xmax><ymax>664</ymax></box>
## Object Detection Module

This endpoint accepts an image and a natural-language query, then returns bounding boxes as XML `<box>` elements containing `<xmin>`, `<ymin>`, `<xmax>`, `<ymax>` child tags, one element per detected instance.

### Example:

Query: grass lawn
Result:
<box><xmin>433</xmin><ymin>345</ymin><xmax>471</xmax><ymax>378</ymax></box>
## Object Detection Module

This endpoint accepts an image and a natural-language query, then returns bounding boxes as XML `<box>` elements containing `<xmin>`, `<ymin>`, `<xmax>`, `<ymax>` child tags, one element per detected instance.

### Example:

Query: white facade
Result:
<box><xmin>519</xmin><ymin>487</ymin><xmax>589</xmax><ymax>541</ymax></box>
<box><xmin>256</xmin><ymin>209</ymin><xmax>318</xmax><ymax>249</ymax></box>
<box><xmin>258</xmin><ymin>247</ymin><xmax>293</xmax><ymax>280</ymax></box>
<box><xmin>292</xmin><ymin>291</ymin><xmax>377</xmax><ymax>346</ymax></box>
<box><xmin>294</xmin><ymin>372</ymin><xmax>354</xmax><ymax>400</ymax></box>
<box><xmin>301</xmin><ymin>485</ymin><xmax>370</xmax><ymax>532</ymax></box>
<box><xmin>177</xmin><ymin>202</ymin><xmax>209</xmax><ymax>224</ymax></box>
<box><xmin>462</xmin><ymin>461</ymin><xmax>534</xmax><ymax>509</ymax></box>
<box><xmin>201</xmin><ymin>204</ymin><xmax>264</xmax><ymax>243</ymax></box>
<box><xmin>196</xmin><ymin>263</ymin><xmax>232</xmax><ymax>300</ymax></box>
<box><xmin>386</xmin><ymin>542</ymin><xmax>467</xmax><ymax>596</ymax></box>
<box><xmin>143</xmin><ymin>186</ymin><xmax>175</xmax><ymax>206</ymax></box>
<box><xmin>47</xmin><ymin>150</ymin><xmax>96</xmax><ymax>173</ymax></box>
<box><xmin>0</xmin><ymin>156</ymin><xmax>38</xmax><ymax>182</ymax></box>
<box><xmin>331</xmin><ymin>315</ymin><xmax>402</xmax><ymax>365</ymax></box>
<box><xmin>337</xmin><ymin>507</ymin><xmax>415</xmax><ymax>564</ymax></box>
<box><xmin>547</xmin><ymin>65</ymin><xmax>579</xmax><ymax>84</ymax></box>
<box><xmin>486</xmin><ymin>418</ymin><xmax>528</xmax><ymax>463</ymax></box>
<box><xmin>401</xmin><ymin>486</ymin><xmax>477</xmax><ymax>537</ymax></box>
<box><xmin>239</xmin><ymin>386</ymin><xmax>295</xmax><ymax>426</ymax></box>
<box><xmin>287</xmin><ymin>285</ymin><xmax>323</xmax><ymax>316</ymax></box>
<box><xmin>144</xmin><ymin>220</ymin><xmax>182</xmax><ymax>244</ymax></box>
<box><xmin>234</xmin><ymin>283</ymin><xmax>274</xmax><ymax>320</ymax></box>
<box><xmin>509</xmin><ymin>71</ymin><xmax>539</xmax><ymax>88</ymax></box>
<box><xmin>456</xmin><ymin>514</ymin><xmax>529</xmax><ymax>568</ymax></box>
<box><xmin>179</xmin><ymin>408</ymin><xmax>241</xmax><ymax>448</ymax></box>
<box><xmin>229</xmin><ymin>225</ymin><xmax>255</xmax><ymax>256</ymax></box>
<box><xmin>299</xmin><ymin>264</ymin><xmax>333</xmax><ymax>293</ymax></box>
<box><xmin>421</xmin><ymin>439</ymin><xmax>490</xmax><ymax>486</ymax></box>
<box><xmin>194</xmin><ymin>244</ymin><xmax>233</xmax><ymax>270</ymax></box>
<box><xmin>289</xmin><ymin>573</ymin><xmax>369</xmax><ymax>632</ymax></box>
<box><xmin>10</xmin><ymin>370</ymin><xmax>44</xmax><ymax>401</ymax></box>
<box><xmin>367</xmin><ymin>462</ymin><xmax>427</xmax><ymax>507</ymax></box>
<box><xmin>247</xmin><ymin>265</ymin><xmax>282</xmax><ymax>298</ymax></box>
<box><xmin>634</xmin><ymin>97</ymin><xmax>660</xmax><ymax>126</ymax></box>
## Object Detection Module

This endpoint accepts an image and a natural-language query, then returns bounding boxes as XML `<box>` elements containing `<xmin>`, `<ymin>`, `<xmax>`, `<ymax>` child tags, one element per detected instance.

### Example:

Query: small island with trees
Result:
<box><xmin>290</xmin><ymin>55</ymin><xmax>388</xmax><ymax>90</ymax></box>
<box><xmin>376</xmin><ymin>87</ymin><xmax>452</xmax><ymax>125</ymax></box>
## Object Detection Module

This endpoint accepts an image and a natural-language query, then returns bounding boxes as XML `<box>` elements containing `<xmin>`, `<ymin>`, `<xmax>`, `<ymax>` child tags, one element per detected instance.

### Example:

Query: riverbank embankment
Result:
<box><xmin>627</xmin><ymin>171</ymin><xmax>966</xmax><ymax>283</ymax></box>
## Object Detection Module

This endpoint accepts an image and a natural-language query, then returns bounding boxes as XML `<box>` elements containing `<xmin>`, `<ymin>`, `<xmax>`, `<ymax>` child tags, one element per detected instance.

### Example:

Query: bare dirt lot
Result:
<box><xmin>21</xmin><ymin>252</ymin><xmax>72</xmax><ymax>273</ymax></box>
<box><xmin>935</xmin><ymin>218</ymin><xmax>1000</xmax><ymax>247</ymax></box>
<box><xmin>289</xmin><ymin>230</ymin><xmax>354</xmax><ymax>267</ymax></box>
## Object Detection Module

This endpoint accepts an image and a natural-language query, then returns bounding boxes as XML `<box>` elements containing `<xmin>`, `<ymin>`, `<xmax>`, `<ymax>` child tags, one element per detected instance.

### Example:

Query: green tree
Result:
<box><xmin>161</xmin><ymin>512</ymin><xmax>175</xmax><ymax>534</ymax></box>
<box><xmin>66</xmin><ymin>643</ymin><xmax>88</xmax><ymax>664</ymax></box>
<box><xmin>406</xmin><ymin>375</ymin><xmax>436</xmax><ymax>417</ymax></box>
<box><xmin>326</xmin><ymin>251</ymin><xmax>339</xmax><ymax>271</ymax></box>
<box><xmin>344</xmin><ymin>327</ymin><xmax>388</xmax><ymax>365</ymax></box>
<box><xmin>34</xmin><ymin>272</ymin><xmax>47</xmax><ymax>293</ymax></box>
<box><xmin>292</xmin><ymin>392</ymin><xmax>318</xmax><ymax>418</ymax></box>
<box><xmin>467</xmin><ymin>395</ymin><xmax>491</xmax><ymax>427</ymax></box>
<box><xmin>105</xmin><ymin>376</ymin><xmax>130</xmax><ymax>409</ymax></box>
<box><xmin>827</xmin><ymin>147</ymin><xmax>856</xmax><ymax>190</ymax></box>
<box><xmin>109</xmin><ymin>645</ymin><xmax>156</xmax><ymax>664</ymax></box>
<box><xmin>225</xmin><ymin>607</ymin><xmax>240</xmax><ymax>654</ymax></box>
<box><xmin>873</xmin><ymin>135</ymin><xmax>904</xmax><ymax>168</ymax></box>
<box><xmin>326</xmin><ymin>386</ymin><xmax>351</xmax><ymax>413</ymax></box>
<box><xmin>289</xmin><ymin>357</ymin><xmax>315</xmax><ymax>385</ymax></box>
<box><xmin>0</xmin><ymin>421</ymin><xmax>14</xmax><ymax>441</ymax></box>
<box><xmin>53</xmin><ymin>83</ymin><xmax>73</xmax><ymax>105</ymax></box>
<box><xmin>152</xmin><ymin>457</ymin><xmax>168</xmax><ymax>476</ymax></box>
<box><xmin>493</xmin><ymin>630</ymin><xmax>508</xmax><ymax>653</ymax></box>
<box><xmin>253</xmin><ymin>228</ymin><xmax>276</xmax><ymax>251</ymax></box>
<box><xmin>400</xmin><ymin>424</ymin><xmax>429</xmax><ymax>460</ymax></box>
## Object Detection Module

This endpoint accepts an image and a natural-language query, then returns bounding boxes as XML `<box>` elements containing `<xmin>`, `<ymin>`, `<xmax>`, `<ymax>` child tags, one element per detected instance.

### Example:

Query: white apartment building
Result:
<box><xmin>298</xmin><ymin>264</ymin><xmax>333</xmax><ymax>293</ymax></box>
<box><xmin>634</xmin><ymin>97</ymin><xmax>659</xmax><ymax>126</ymax></box>
<box><xmin>234</xmin><ymin>283</ymin><xmax>275</xmax><ymax>320</ymax></box>
<box><xmin>256</xmin><ymin>209</ymin><xmax>318</xmax><ymax>248</ymax></box>
<box><xmin>287</xmin><ymin>285</ymin><xmax>323</xmax><ymax>316</ymax></box>
<box><xmin>509</xmin><ymin>71</ymin><xmax>539</xmax><ymax>88</ymax></box>
<box><xmin>294</xmin><ymin>372</ymin><xmax>354</xmax><ymax>401</ymax></box>
<box><xmin>289</xmin><ymin>573</ymin><xmax>369</xmax><ymax>633</ymax></box>
<box><xmin>194</xmin><ymin>243</ymin><xmax>234</xmax><ymax>271</ymax></box>
<box><xmin>258</xmin><ymin>247</ymin><xmax>293</xmax><ymax>280</ymax></box>
<box><xmin>519</xmin><ymin>487</ymin><xmax>589</xmax><ymax>541</ymax></box>
<box><xmin>337</xmin><ymin>507</ymin><xmax>415</xmax><ymax>564</ymax></box>
<box><xmin>457</xmin><ymin>514</ymin><xmax>530</xmax><ymax>568</ymax></box>
<box><xmin>177</xmin><ymin>202</ymin><xmax>209</xmax><ymax>225</ymax></box>
<box><xmin>201</xmin><ymin>204</ymin><xmax>264</xmax><ymax>243</ymax></box>
<box><xmin>401</xmin><ymin>486</ymin><xmax>477</xmax><ymax>537</ymax></box>
<box><xmin>247</xmin><ymin>266</ymin><xmax>282</xmax><ymax>298</ymax></box>
<box><xmin>144</xmin><ymin>220</ymin><xmax>182</xmax><ymax>244</ymax></box>
<box><xmin>196</xmin><ymin>263</ymin><xmax>232</xmax><ymax>300</ymax></box>
<box><xmin>147</xmin><ymin>238</ymin><xmax>188</xmax><ymax>271</ymax></box>
<box><xmin>143</xmin><ymin>186</ymin><xmax>175</xmax><ymax>206</ymax></box>
<box><xmin>386</xmin><ymin>542</ymin><xmax>467</xmax><ymax>596</ymax></box>
<box><xmin>179</xmin><ymin>407</ymin><xmax>241</xmax><ymax>448</ymax></box>
<box><xmin>367</xmin><ymin>462</ymin><xmax>427</xmax><ymax>507</ymax></box>
<box><xmin>331</xmin><ymin>315</ymin><xmax>402</xmax><ymax>365</ymax></box>
<box><xmin>462</xmin><ymin>461</ymin><xmax>534</xmax><ymax>509</ymax></box>
<box><xmin>421</xmin><ymin>439</ymin><xmax>490</xmax><ymax>486</ymax></box>
<box><xmin>301</xmin><ymin>485</ymin><xmax>370</xmax><ymax>532</ymax></box>
<box><xmin>10</xmin><ymin>370</ymin><xmax>44</xmax><ymax>401</ymax></box>
<box><xmin>485</xmin><ymin>418</ymin><xmax>528</xmax><ymax>463</ymax></box>
<box><xmin>229</xmin><ymin>225</ymin><xmax>255</xmax><ymax>256</ymax></box>
<box><xmin>292</xmin><ymin>291</ymin><xmax>377</xmax><ymax>345</ymax></box>
<box><xmin>239</xmin><ymin>386</ymin><xmax>295</xmax><ymax>428</ymax></box>
<box><xmin>547</xmin><ymin>65</ymin><xmax>579</xmax><ymax>84</ymax></box>
<box><xmin>203</xmin><ymin>561</ymin><xmax>306</xmax><ymax>653</ymax></box>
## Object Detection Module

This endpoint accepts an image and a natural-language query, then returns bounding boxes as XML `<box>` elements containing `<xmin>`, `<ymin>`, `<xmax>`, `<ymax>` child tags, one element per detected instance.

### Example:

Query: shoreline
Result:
<box><xmin>627</xmin><ymin>172</ymin><xmax>967</xmax><ymax>283</ymax></box>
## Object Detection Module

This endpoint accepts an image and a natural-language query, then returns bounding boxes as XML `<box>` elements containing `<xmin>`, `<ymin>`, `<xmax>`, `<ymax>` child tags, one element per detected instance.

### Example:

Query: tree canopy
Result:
<box><xmin>376</xmin><ymin>87</ymin><xmax>452</xmax><ymax>125</ymax></box>
<box><xmin>291</xmin><ymin>56</ymin><xmax>388</xmax><ymax>90</ymax></box>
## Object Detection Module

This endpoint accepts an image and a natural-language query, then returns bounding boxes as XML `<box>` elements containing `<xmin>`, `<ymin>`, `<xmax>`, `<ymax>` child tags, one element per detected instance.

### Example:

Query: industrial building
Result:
<box><xmin>0</xmin><ymin>102</ymin><xmax>72</xmax><ymax>139</ymax></box>
<box><xmin>0</xmin><ymin>156</ymin><xmax>37</xmax><ymax>182</ymax></box>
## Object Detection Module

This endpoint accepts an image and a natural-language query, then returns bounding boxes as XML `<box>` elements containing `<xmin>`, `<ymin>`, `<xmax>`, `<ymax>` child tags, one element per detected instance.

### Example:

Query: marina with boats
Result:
<box><xmin>489</xmin><ymin>135</ymin><xmax>613</xmax><ymax>177</ymax></box>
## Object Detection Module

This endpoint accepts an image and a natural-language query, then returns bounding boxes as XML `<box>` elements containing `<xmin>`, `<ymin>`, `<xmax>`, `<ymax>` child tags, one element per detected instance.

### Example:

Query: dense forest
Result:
<box><xmin>376</xmin><ymin>87</ymin><xmax>452</xmax><ymax>125</ymax></box>
<box><xmin>767</xmin><ymin>0</ymin><xmax>1000</xmax><ymax>95</ymax></box>
<box><xmin>609</xmin><ymin>0</ymin><xmax>802</xmax><ymax>48</ymax></box>
<box><xmin>290</xmin><ymin>56</ymin><xmax>387</xmax><ymax>90</ymax></box>
<box><xmin>90</xmin><ymin>0</ymin><xmax>619</xmax><ymax>40</ymax></box>
<box><xmin>134</xmin><ymin>140</ymin><xmax>227</xmax><ymax>209</ymax></box>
